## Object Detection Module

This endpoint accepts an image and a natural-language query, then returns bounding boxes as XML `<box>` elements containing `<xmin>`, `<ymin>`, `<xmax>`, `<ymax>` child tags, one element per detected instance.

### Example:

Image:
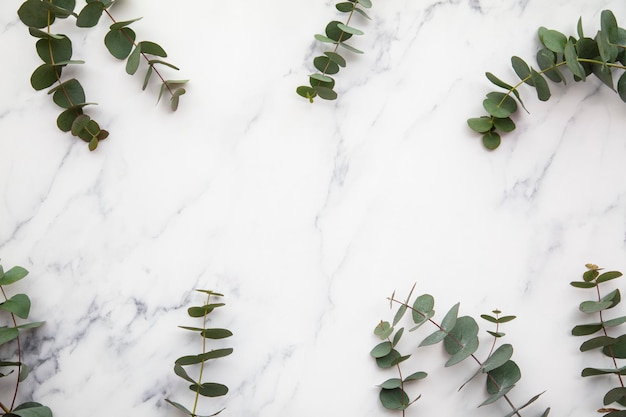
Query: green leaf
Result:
<box><xmin>379</xmin><ymin>378</ymin><xmax>402</xmax><ymax>389</ymax></box>
<box><xmin>376</xmin><ymin>349</ymin><xmax>404</xmax><ymax>368</ymax></box>
<box><xmin>110</xmin><ymin>17</ymin><xmax>142</xmax><ymax>30</ymax></box>
<box><xmin>480</xmin><ymin>385</ymin><xmax>515</xmax><ymax>406</ymax></box>
<box><xmin>165</xmin><ymin>399</ymin><xmax>194</xmax><ymax>416</ymax></box>
<box><xmin>338</xmin><ymin>42</ymin><xmax>364</xmax><ymax>54</ymax></box>
<box><xmin>313</xmin><ymin>56</ymin><xmax>340</xmax><ymax>75</ymax></box>
<box><xmin>49</xmin><ymin>78</ymin><xmax>86</xmax><ymax>108</ymax></box>
<box><xmin>486</xmin><ymin>360</ymin><xmax>521</xmax><ymax>394</ymax></box>
<box><xmin>336</xmin><ymin>2</ymin><xmax>355</xmax><ymax>12</ymax></box>
<box><xmin>313</xmin><ymin>34</ymin><xmax>338</xmax><ymax>44</ymax></box>
<box><xmin>482</xmin><ymin>131</ymin><xmax>501</xmax><ymax>150</ymax></box>
<box><xmin>536</xmin><ymin>48</ymin><xmax>566</xmax><ymax>83</ymax></box>
<box><xmin>393</xmin><ymin>305</ymin><xmax>407</xmax><ymax>327</ymax></box>
<box><xmin>374</xmin><ymin>321</ymin><xmax>393</xmax><ymax>339</ymax></box>
<box><xmin>105</xmin><ymin>28</ymin><xmax>136</xmax><ymax>59</ymax></box>
<box><xmin>188</xmin><ymin>303</ymin><xmax>225</xmax><ymax>318</ymax></box>
<box><xmin>379</xmin><ymin>388</ymin><xmax>410</xmax><ymax>410</ymax></box>
<box><xmin>358</xmin><ymin>0</ymin><xmax>372</xmax><ymax>8</ymax></box>
<box><xmin>572</xmin><ymin>323</ymin><xmax>603</xmax><ymax>336</ymax></box>
<box><xmin>582</xmin><ymin>365</ymin><xmax>626</xmax><ymax>377</ymax></box>
<box><xmin>593</xmin><ymin>63</ymin><xmax>615</xmax><ymax>90</ymax></box>
<box><xmin>580</xmin><ymin>300</ymin><xmax>613</xmax><ymax>313</ymax></box>
<box><xmin>618</xmin><ymin>72</ymin><xmax>626</xmax><ymax>103</ymax></box>
<box><xmin>597</xmin><ymin>29</ymin><xmax>619</xmax><ymax>63</ymax></box>
<box><xmin>584</xmin><ymin>268</ymin><xmax>600</xmax><ymax>282</ymax></box>
<box><xmin>538</xmin><ymin>27</ymin><xmax>567</xmax><ymax>53</ymax></box>
<box><xmin>170</xmin><ymin>88</ymin><xmax>185</xmax><ymax>111</ymax></box>
<box><xmin>31</xmin><ymin>64</ymin><xmax>61</xmax><ymax>91</ymax></box>
<box><xmin>601</xmin><ymin>10</ymin><xmax>619</xmax><ymax>44</ymax></box>
<box><xmin>443</xmin><ymin>316</ymin><xmax>479</xmax><ymax>366</ymax></box>
<box><xmin>201</xmin><ymin>328</ymin><xmax>233</xmax><ymax>339</ymax></box>
<box><xmin>309</xmin><ymin>73</ymin><xmax>334</xmax><ymax>84</ymax></box>
<box><xmin>530</xmin><ymin>69</ymin><xmax>551</xmax><ymax>101</ymax></box>
<box><xmin>570</xmin><ymin>281</ymin><xmax>597</xmax><ymax>288</ymax></box>
<box><xmin>467</xmin><ymin>117</ymin><xmax>493</xmax><ymax>133</ymax></box>
<box><xmin>411</xmin><ymin>294</ymin><xmax>434</xmax><ymax>328</ymax></box>
<box><xmin>0</xmin><ymin>327</ymin><xmax>19</xmax><ymax>345</ymax></box>
<box><xmin>326</xmin><ymin>21</ymin><xmax>353</xmax><ymax>42</ymax></box>
<box><xmin>493</xmin><ymin>117</ymin><xmax>515</xmax><ymax>132</ymax></box>
<box><xmin>404</xmin><ymin>371</ymin><xmax>427</xmax><ymax>382</ymax></box>
<box><xmin>605</xmin><ymin>387</ymin><xmax>626</xmax><ymax>406</ymax></box>
<box><xmin>126</xmin><ymin>44</ymin><xmax>142</xmax><ymax>75</ymax></box>
<box><xmin>76</xmin><ymin>2</ymin><xmax>104</xmax><ymax>27</ymax></box>
<box><xmin>564</xmin><ymin>40</ymin><xmax>586</xmax><ymax>80</ymax></box>
<box><xmin>324</xmin><ymin>51</ymin><xmax>346</xmax><ymax>67</ymax></box>
<box><xmin>370</xmin><ymin>341</ymin><xmax>393</xmax><ymax>358</ymax></box>
<box><xmin>11</xmin><ymin>403</ymin><xmax>53</xmax><ymax>417</ymax></box>
<box><xmin>441</xmin><ymin>303</ymin><xmax>459</xmax><ymax>331</ymax></box>
<box><xmin>57</xmin><ymin>107</ymin><xmax>83</xmax><ymax>132</ymax></box>
<box><xmin>487</xmin><ymin>330</ymin><xmax>505</xmax><ymax>338</ymax></box>
<box><xmin>149</xmin><ymin>60</ymin><xmax>180</xmax><ymax>71</ymax></box>
<box><xmin>511</xmin><ymin>56</ymin><xmax>533</xmax><ymax>85</ymax></box>
<box><xmin>482</xmin><ymin>343</ymin><xmax>514</xmax><ymax>372</ymax></box>
<box><xmin>173</xmin><ymin>363</ymin><xmax>195</xmax><ymax>383</ymax></box>
<box><xmin>337</xmin><ymin>23</ymin><xmax>363</xmax><ymax>35</ymax></box>
<box><xmin>483</xmin><ymin>92</ymin><xmax>517</xmax><ymax>118</ymax></box>
<box><xmin>502</xmin><ymin>392</ymin><xmax>545</xmax><ymax>417</ymax></box>
<box><xmin>392</xmin><ymin>328</ymin><xmax>404</xmax><ymax>348</ymax></box>
<box><xmin>18</xmin><ymin>0</ymin><xmax>53</xmax><ymax>28</ymax></box>
<box><xmin>606</xmin><ymin>316</ymin><xmax>626</xmax><ymax>327</ymax></box>
<box><xmin>577</xmin><ymin>17</ymin><xmax>584</xmax><ymax>39</ymax></box>
<box><xmin>419</xmin><ymin>330</ymin><xmax>446</xmax><ymax>346</ymax></box>
<box><xmin>598</xmin><ymin>271</ymin><xmax>623</xmax><ymax>283</ymax></box>
<box><xmin>188</xmin><ymin>382</ymin><xmax>228</xmax><ymax>397</ymax></box>
<box><xmin>604</xmin><ymin>335</ymin><xmax>626</xmax><ymax>359</ymax></box>
<box><xmin>70</xmin><ymin>114</ymin><xmax>90</xmax><ymax>136</ymax></box>
<box><xmin>0</xmin><ymin>266</ymin><xmax>29</xmax><ymax>285</ymax></box>
<box><xmin>353</xmin><ymin>8</ymin><xmax>371</xmax><ymax>20</ymax></box>
<box><xmin>580</xmin><ymin>336</ymin><xmax>616</xmax><ymax>352</ymax></box>
<box><xmin>139</xmin><ymin>41</ymin><xmax>167</xmax><ymax>57</ymax></box>
<box><xmin>0</xmin><ymin>294</ymin><xmax>31</xmax><ymax>319</ymax></box>
<box><xmin>36</xmin><ymin>36</ymin><xmax>72</xmax><ymax>64</ymax></box>
<box><xmin>17</xmin><ymin>321</ymin><xmax>45</xmax><ymax>330</ymax></box>
<box><xmin>603</xmin><ymin>289</ymin><xmax>622</xmax><ymax>308</ymax></box>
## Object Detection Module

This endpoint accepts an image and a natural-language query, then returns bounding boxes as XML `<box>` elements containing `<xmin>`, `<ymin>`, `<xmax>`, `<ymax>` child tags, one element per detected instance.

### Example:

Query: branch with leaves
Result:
<box><xmin>166</xmin><ymin>290</ymin><xmax>233</xmax><ymax>417</ymax></box>
<box><xmin>296</xmin><ymin>0</ymin><xmax>372</xmax><ymax>102</ymax></box>
<box><xmin>373</xmin><ymin>284</ymin><xmax>550</xmax><ymax>417</ymax></box>
<box><xmin>17</xmin><ymin>0</ymin><xmax>186</xmax><ymax>151</ymax></box>
<box><xmin>468</xmin><ymin>10</ymin><xmax>626</xmax><ymax>150</ymax></box>
<box><xmin>0</xmin><ymin>262</ymin><xmax>49</xmax><ymax>417</ymax></box>
<box><xmin>571</xmin><ymin>264</ymin><xmax>626</xmax><ymax>417</ymax></box>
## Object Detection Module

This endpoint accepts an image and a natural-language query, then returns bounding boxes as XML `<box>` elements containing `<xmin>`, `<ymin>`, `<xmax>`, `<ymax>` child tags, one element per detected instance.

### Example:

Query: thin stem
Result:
<box><xmin>192</xmin><ymin>292</ymin><xmax>211</xmax><ymax>416</ymax></box>
<box><xmin>385</xmin><ymin>332</ymin><xmax>407</xmax><ymax>417</ymax></box>
<box><xmin>389</xmin><ymin>297</ymin><xmax>523</xmax><ymax>417</ymax></box>
<box><xmin>103</xmin><ymin>9</ymin><xmax>176</xmax><ymax>98</ymax></box>
<box><xmin>0</xmin><ymin>284</ymin><xmax>21</xmax><ymax>412</ymax></box>
<box><xmin>595</xmin><ymin>283</ymin><xmax>625</xmax><ymax>387</ymax></box>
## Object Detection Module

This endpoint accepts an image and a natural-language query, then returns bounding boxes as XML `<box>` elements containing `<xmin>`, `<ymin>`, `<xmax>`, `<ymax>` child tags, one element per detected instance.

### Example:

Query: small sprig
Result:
<box><xmin>0</xmin><ymin>262</ymin><xmax>49</xmax><ymax>417</ymax></box>
<box><xmin>296</xmin><ymin>0</ymin><xmax>373</xmax><ymax>102</ymax></box>
<box><xmin>166</xmin><ymin>290</ymin><xmax>233</xmax><ymax>417</ymax></box>
<box><xmin>571</xmin><ymin>264</ymin><xmax>626</xmax><ymax>416</ymax></box>
<box><xmin>468</xmin><ymin>10</ymin><xmax>626</xmax><ymax>150</ymax></box>
<box><xmin>18</xmin><ymin>0</ymin><xmax>109</xmax><ymax>151</ymax></box>
<box><xmin>375</xmin><ymin>286</ymin><xmax>550</xmax><ymax>416</ymax></box>
<box><xmin>74</xmin><ymin>1</ymin><xmax>188</xmax><ymax>111</ymax></box>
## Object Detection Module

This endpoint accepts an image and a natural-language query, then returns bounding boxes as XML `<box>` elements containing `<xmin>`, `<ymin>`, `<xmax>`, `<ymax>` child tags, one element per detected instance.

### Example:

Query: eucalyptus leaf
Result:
<box><xmin>188</xmin><ymin>382</ymin><xmax>229</xmax><ymax>397</ymax></box>
<box><xmin>105</xmin><ymin>28</ymin><xmax>136</xmax><ymax>60</ymax></box>
<box><xmin>482</xmin><ymin>131</ymin><xmax>501</xmax><ymax>150</ymax></box>
<box><xmin>379</xmin><ymin>388</ymin><xmax>410</xmax><ymax>410</ymax></box>
<box><xmin>579</xmin><ymin>335</ymin><xmax>615</xmax><ymax>351</ymax></box>
<box><xmin>0</xmin><ymin>267</ymin><xmax>29</xmax><ymax>285</ymax></box>
<box><xmin>76</xmin><ymin>1</ymin><xmax>104</xmax><ymax>27</ymax></box>
<box><xmin>0</xmin><ymin>294</ymin><xmax>31</xmax><ymax>319</ymax></box>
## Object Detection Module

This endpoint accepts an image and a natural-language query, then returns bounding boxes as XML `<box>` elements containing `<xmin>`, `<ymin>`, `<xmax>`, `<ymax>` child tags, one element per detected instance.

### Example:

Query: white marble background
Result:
<box><xmin>2</xmin><ymin>0</ymin><xmax>626</xmax><ymax>416</ymax></box>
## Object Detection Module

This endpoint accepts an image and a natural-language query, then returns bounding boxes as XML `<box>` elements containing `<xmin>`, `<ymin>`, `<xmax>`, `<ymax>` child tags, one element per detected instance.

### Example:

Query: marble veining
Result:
<box><xmin>2</xmin><ymin>0</ymin><xmax>626</xmax><ymax>416</ymax></box>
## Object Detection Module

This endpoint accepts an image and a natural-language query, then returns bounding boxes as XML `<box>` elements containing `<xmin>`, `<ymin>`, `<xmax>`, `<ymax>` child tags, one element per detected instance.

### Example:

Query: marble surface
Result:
<box><xmin>2</xmin><ymin>0</ymin><xmax>626</xmax><ymax>416</ymax></box>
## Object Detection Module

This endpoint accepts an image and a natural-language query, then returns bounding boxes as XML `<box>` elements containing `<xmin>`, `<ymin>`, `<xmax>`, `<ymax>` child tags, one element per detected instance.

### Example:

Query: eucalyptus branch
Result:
<box><xmin>0</xmin><ymin>262</ymin><xmax>49</xmax><ymax>417</ymax></box>
<box><xmin>468</xmin><ymin>9</ymin><xmax>626</xmax><ymax>150</ymax></box>
<box><xmin>571</xmin><ymin>264</ymin><xmax>626</xmax><ymax>416</ymax></box>
<box><xmin>166</xmin><ymin>290</ymin><xmax>233</xmax><ymax>417</ymax></box>
<box><xmin>296</xmin><ymin>0</ymin><xmax>373</xmax><ymax>102</ymax></box>
<box><xmin>374</xmin><ymin>288</ymin><xmax>549</xmax><ymax>417</ymax></box>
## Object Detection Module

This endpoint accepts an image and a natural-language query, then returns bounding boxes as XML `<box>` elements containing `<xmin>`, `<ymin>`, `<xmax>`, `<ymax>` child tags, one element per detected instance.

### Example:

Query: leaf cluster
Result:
<box><xmin>0</xmin><ymin>263</ymin><xmax>50</xmax><ymax>417</ymax></box>
<box><xmin>17</xmin><ymin>0</ymin><xmax>186</xmax><ymax>150</ymax></box>
<box><xmin>296</xmin><ymin>0</ymin><xmax>372</xmax><ymax>102</ymax></box>
<box><xmin>373</xmin><ymin>286</ymin><xmax>549</xmax><ymax>417</ymax></box>
<box><xmin>166</xmin><ymin>290</ymin><xmax>233</xmax><ymax>417</ymax></box>
<box><xmin>468</xmin><ymin>10</ymin><xmax>626</xmax><ymax>150</ymax></box>
<box><xmin>571</xmin><ymin>264</ymin><xmax>626</xmax><ymax>417</ymax></box>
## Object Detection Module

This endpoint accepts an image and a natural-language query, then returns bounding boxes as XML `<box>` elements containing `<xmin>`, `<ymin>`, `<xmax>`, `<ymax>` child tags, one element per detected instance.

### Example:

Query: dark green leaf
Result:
<box><xmin>57</xmin><ymin>107</ymin><xmax>83</xmax><ymax>132</ymax></box>
<box><xmin>604</xmin><ymin>335</ymin><xmax>626</xmax><ymax>359</ymax></box>
<box><xmin>70</xmin><ymin>114</ymin><xmax>90</xmax><ymax>136</ymax></box>
<box><xmin>126</xmin><ymin>45</ymin><xmax>142</xmax><ymax>75</ymax></box>
<box><xmin>441</xmin><ymin>303</ymin><xmax>459</xmax><ymax>332</ymax></box>
<box><xmin>467</xmin><ymin>117</ymin><xmax>493</xmax><ymax>133</ymax></box>
<box><xmin>164</xmin><ymin>399</ymin><xmax>194</xmax><ymax>416</ymax></box>
<box><xmin>326</xmin><ymin>20</ymin><xmax>353</xmax><ymax>42</ymax></box>
<box><xmin>324</xmin><ymin>51</ymin><xmax>346</xmax><ymax>67</ymax></box>
<box><xmin>188</xmin><ymin>303</ymin><xmax>224</xmax><ymax>318</ymax></box>
<box><xmin>482</xmin><ymin>131</ymin><xmax>501</xmax><ymax>150</ymax></box>
<box><xmin>538</xmin><ymin>27</ymin><xmax>567</xmax><ymax>53</ymax></box>
<box><xmin>338</xmin><ymin>42</ymin><xmax>363</xmax><ymax>54</ymax></box>
<box><xmin>593</xmin><ymin>63</ymin><xmax>615</xmax><ymax>90</ymax></box>
<box><xmin>572</xmin><ymin>323</ymin><xmax>603</xmax><ymax>336</ymax></box>
<box><xmin>601</xmin><ymin>10</ymin><xmax>619</xmax><ymax>44</ymax></box>
<box><xmin>30</xmin><ymin>64</ymin><xmax>61</xmax><ymax>91</ymax></box>
<box><xmin>493</xmin><ymin>117</ymin><xmax>515</xmax><ymax>132</ymax></box>
<box><xmin>582</xmin><ymin>365</ymin><xmax>626</xmax><ymax>376</ymax></box>
<box><xmin>110</xmin><ymin>17</ymin><xmax>142</xmax><ymax>30</ymax></box>
<box><xmin>336</xmin><ymin>2</ymin><xmax>355</xmax><ymax>12</ymax></box>
<box><xmin>379</xmin><ymin>388</ymin><xmax>410</xmax><ymax>410</ymax></box>
<box><xmin>36</xmin><ymin>36</ymin><xmax>72</xmax><ymax>64</ymax></box>
<box><xmin>511</xmin><ymin>56</ymin><xmax>533</xmax><ymax>85</ymax></box>
<box><xmin>598</xmin><ymin>271</ymin><xmax>623</xmax><ymax>284</ymax></box>
<box><xmin>376</xmin><ymin>349</ymin><xmax>403</xmax><ymax>368</ymax></box>
<box><xmin>105</xmin><ymin>28</ymin><xmax>136</xmax><ymax>59</ymax></box>
<box><xmin>142</xmin><ymin>65</ymin><xmax>153</xmax><ymax>90</ymax></box>
<box><xmin>580</xmin><ymin>336</ymin><xmax>616</xmax><ymax>352</ymax></box>
<box><xmin>530</xmin><ymin>69</ymin><xmax>551</xmax><ymax>101</ymax></box>
<box><xmin>486</xmin><ymin>360</ymin><xmax>521</xmax><ymax>394</ymax></box>
<box><xmin>313</xmin><ymin>56</ymin><xmax>340</xmax><ymax>75</ymax></box>
<box><xmin>378</xmin><ymin>378</ymin><xmax>402</xmax><ymax>389</ymax></box>
<box><xmin>618</xmin><ymin>72</ymin><xmax>626</xmax><ymax>103</ymax></box>
<box><xmin>404</xmin><ymin>371</ymin><xmax>427</xmax><ymax>382</ymax></box>
<box><xmin>188</xmin><ymin>382</ymin><xmax>228</xmax><ymax>397</ymax></box>
<box><xmin>564</xmin><ymin>40</ymin><xmax>586</xmax><ymax>80</ymax></box>
<box><xmin>583</xmin><ymin>268</ymin><xmax>600</xmax><ymax>282</ymax></box>
<box><xmin>11</xmin><ymin>404</ymin><xmax>53</xmax><ymax>417</ymax></box>
<box><xmin>605</xmin><ymin>387</ymin><xmax>626</xmax><ymax>406</ymax></box>
<box><xmin>443</xmin><ymin>316</ymin><xmax>479</xmax><ymax>366</ymax></box>
<box><xmin>392</xmin><ymin>327</ymin><xmax>404</xmax><ymax>347</ymax></box>
<box><xmin>76</xmin><ymin>2</ymin><xmax>104</xmax><ymax>27</ymax></box>
<box><xmin>603</xmin><ymin>289</ymin><xmax>622</xmax><ymax>308</ymax></box>
<box><xmin>485</xmin><ymin>92</ymin><xmax>518</xmax><ymax>117</ymax></box>
<box><xmin>370</xmin><ymin>341</ymin><xmax>393</xmax><ymax>358</ymax></box>
<box><xmin>0</xmin><ymin>327</ymin><xmax>19</xmax><ymax>345</ymax></box>
<box><xmin>170</xmin><ymin>88</ymin><xmax>185</xmax><ymax>111</ymax></box>
<box><xmin>597</xmin><ymin>29</ymin><xmax>619</xmax><ymax>63</ymax></box>
<box><xmin>50</xmin><ymin>78</ymin><xmax>86</xmax><ymax>108</ymax></box>
<box><xmin>173</xmin><ymin>363</ymin><xmax>196</xmax><ymax>383</ymax></box>
<box><xmin>337</xmin><ymin>23</ymin><xmax>363</xmax><ymax>35</ymax></box>
<box><xmin>139</xmin><ymin>41</ymin><xmax>167</xmax><ymax>57</ymax></box>
<box><xmin>570</xmin><ymin>281</ymin><xmax>597</xmax><ymax>288</ymax></box>
<box><xmin>18</xmin><ymin>0</ymin><xmax>53</xmax><ymax>28</ymax></box>
<box><xmin>536</xmin><ymin>48</ymin><xmax>566</xmax><ymax>83</ymax></box>
<box><xmin>481</xmin><ymin>314</ymin><xmax>497</xmax><ymax>323</ymax></box>
<box><xmin>309</xmin><ymin>73</ymin><xmax>334</xmax><ymax>83</ymax></box>
<box><xmin>580</xmin><ymin>300</ymin><xmax>613</xmax><ymax>313</ymax></box>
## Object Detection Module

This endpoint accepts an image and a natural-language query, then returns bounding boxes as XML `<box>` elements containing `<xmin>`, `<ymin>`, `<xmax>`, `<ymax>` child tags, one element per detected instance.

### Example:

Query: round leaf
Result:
<box><xmin>379</xmin><ymin>388</ymin><xmax>410</xmax><ymax>410</ymax></box>
<box><xmin>105</xmin><ymin>28</ymin><xmax>136</xmax><ymax>60</ymax></box>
